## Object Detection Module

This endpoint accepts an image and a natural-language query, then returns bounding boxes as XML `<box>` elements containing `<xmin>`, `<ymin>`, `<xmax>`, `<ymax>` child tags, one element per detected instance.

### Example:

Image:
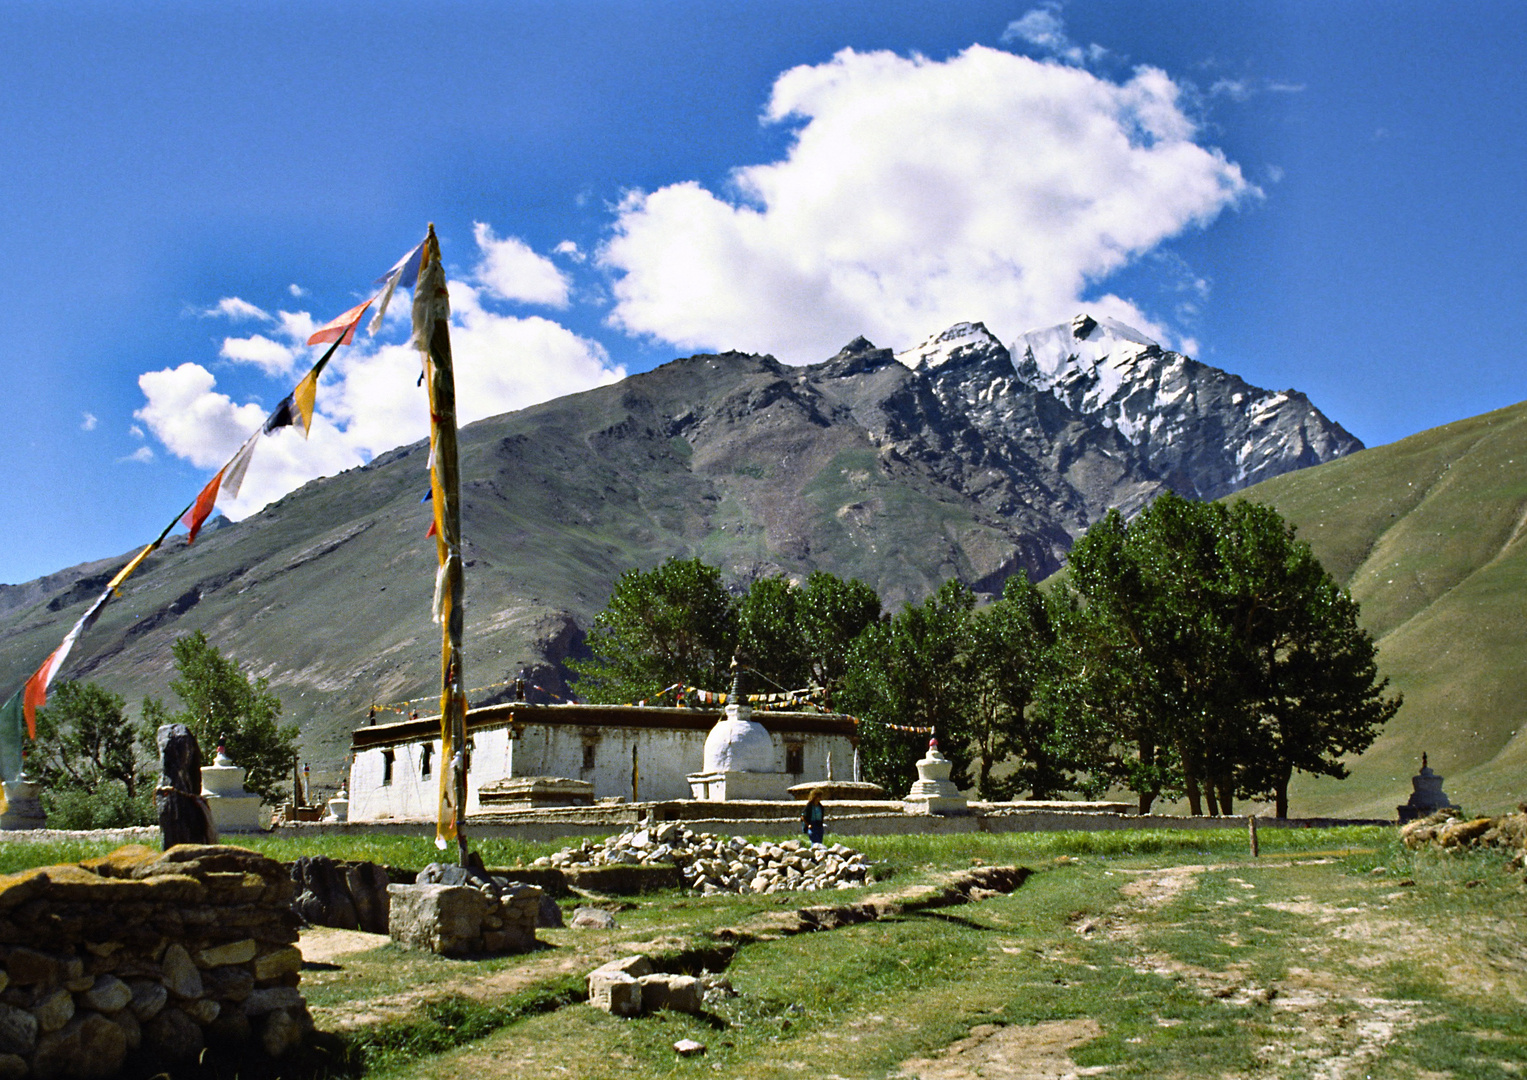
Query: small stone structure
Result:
<box><xmin>586</xmin><ymin>954</ymin><xmax>704</xmax><ymax>1018</ymax></box>
<box><xmin>1397</xmin><ymin>753</ymin><xmax>1460</xmax><ymax>823</ymax></box>
<box><xmin>387</xmin><ymin>863</ymin><xmax>543</xmax><ymax>956</ymax></box>
<box><xmin>902</xmin><ymin>739</ymin><xmax>969</xmax><ymax>815</ymax></box>
<box><xmin>787</xmin><ymin>780</ymin><xmax>889</xmax><ymax>801</ymax></box>
<box><xmin>324</xmin><ymin>783</ymin><xmax>349</xmax><ymax>823</ymax></box>
<box><xmin>0</xmin><ymin>774</ymin><xmax>45</xmax><ymax>831</ymax></box>
<box><xmin>0</xmin><ymin>843</ymin><xmax>310</xmax><ymax>1078</ymax></box>
<box><xmin>478</xmin><ymin>776</ymin><xmax>594</xmax><ymax>809</ymax></box>
<box><xmin>199</xmin><ymin>746</ymin><xmax>264</xmax><ymax>834</ymax></box>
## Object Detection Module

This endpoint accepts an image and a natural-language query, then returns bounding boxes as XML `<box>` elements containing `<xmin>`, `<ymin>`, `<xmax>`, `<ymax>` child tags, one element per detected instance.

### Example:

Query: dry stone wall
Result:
<box><xmin>0</xmin><ymin>844</ymin><xmax>311</xmax><ymax>1079</ymax></box>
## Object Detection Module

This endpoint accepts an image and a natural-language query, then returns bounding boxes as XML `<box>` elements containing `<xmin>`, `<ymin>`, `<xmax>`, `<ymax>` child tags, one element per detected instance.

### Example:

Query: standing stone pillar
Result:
<box><xmin>157</xmin><ymin>723</ymin><xmax>218</xmax><ymax>848</ymax></box>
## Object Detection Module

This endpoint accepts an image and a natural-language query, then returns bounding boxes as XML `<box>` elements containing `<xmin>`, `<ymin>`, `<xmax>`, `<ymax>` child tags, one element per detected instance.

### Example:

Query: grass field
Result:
<box><xmin>9</xmin><ymin>826</ymin><xmax>1523</xmax><ymax>1078</ymax></box>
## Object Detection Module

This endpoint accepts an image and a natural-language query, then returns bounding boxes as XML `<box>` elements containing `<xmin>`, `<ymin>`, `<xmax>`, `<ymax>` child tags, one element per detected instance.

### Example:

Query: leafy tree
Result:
<box><xmin>570</xmin><ymin>557</ymin><xmax>738</xmax><ymax>703</ymax></box>
<box><xmin>737</xmin><ymin>575</ymin><xmax>810</xmax><ymax>691</ymax></box>
<box><xmin>1056</xmin><ymin>492</ymin><xmax>1397</xmax><ymax>816</ymax></box>
<box><xmin>1215</xmin><ymin>499</ymin><xmax>1401</xmax><ymax>817</ymax></box>
<box><xmin>839</xmin><ymin>579</ymin><xmax>976</xmax><ymax>794</ymax></box>
<box><xmin>32</xmin><ymin>681</ymin><xmax>155</xmax><ymax>828</ymax></box>
<box><xmin>963</xmin><ymin>575</ymin><xmax>1069</xmax><ymax>799</ymax></box>
<box><xmin>795</xmin><ymin>571</ymin><xmax>882</xmax><ymax>697</ymax></box>
<box><xmin>141</xmin><ymin>631</ymin><xmax>300</xmax><ymax>805</ymax></box>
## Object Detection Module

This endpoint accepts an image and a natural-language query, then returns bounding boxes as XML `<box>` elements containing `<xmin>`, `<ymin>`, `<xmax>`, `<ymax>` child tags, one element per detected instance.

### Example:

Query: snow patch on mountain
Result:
<box><xmin>895</xmin><ymin>322</ymin><xmax>1004</xmax><ymax>370</ymax></box>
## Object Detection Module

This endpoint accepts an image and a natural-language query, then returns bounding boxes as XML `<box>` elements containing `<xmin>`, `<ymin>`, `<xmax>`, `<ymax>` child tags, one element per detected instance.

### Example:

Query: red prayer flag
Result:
<box><xmin>307</xmin><ymin>298</ymin><xmax>374</xmax><ymax>346</ymax></box>
<box><xmin>182</xmin><ymin>468</ymin><xmax>224</xmax><ymax>544</ymax></box>
<box><xmin>23</xmin><ymin>646</ymin><xmax>61</xmax><ymax>738</ymax></box>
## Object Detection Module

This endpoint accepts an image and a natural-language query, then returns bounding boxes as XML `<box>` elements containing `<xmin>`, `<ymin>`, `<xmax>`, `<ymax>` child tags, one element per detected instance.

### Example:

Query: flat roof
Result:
<box><xmin>350</xmin><ymin>701</ymin><xmax>857</xmax><ymax>751</ymax></box>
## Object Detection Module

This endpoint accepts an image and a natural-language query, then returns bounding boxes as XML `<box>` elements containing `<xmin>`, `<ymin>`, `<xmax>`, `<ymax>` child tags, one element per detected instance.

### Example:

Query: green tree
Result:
<box><xmin>795</xmin><ymin>571</ymin><xmax>882</xmax><ymax>697</ymax></box>
<box><xmin>964</xmin><ymin>575</ymin><xmax>1069</xmax><ymax>800</ymax></box>
<box><xmin>142</xmin><ymin>630</ymin><xmax>300</xmax><ymax>805</ymax></box>
<box><xmin>1216</xmin><ymin>499</ymin><xmax>1401</xmax><ymax>817</ymax></box>
<box><xmin>32</xmin><ymin>681</ymin><xmax>155</xmax><ymax>828</ymax></box>
<box><xmin>840</xmin><ymin>579</ymin><xmax>976</xmax><ymax>794</ymax></box>
<box><xmin>570</xmin><ymin>557</ymin><xmax>738</xmax><ymax>703</ymax></box>
<box><xmin>737</xmin><ymin>575</ymin><xmax>810</xmax><ymax>691</ymax></box>
<box><xmin>1055</xmin><ymin>493</ymin><xmax>1397</xmax><ymax>816</ymax></box>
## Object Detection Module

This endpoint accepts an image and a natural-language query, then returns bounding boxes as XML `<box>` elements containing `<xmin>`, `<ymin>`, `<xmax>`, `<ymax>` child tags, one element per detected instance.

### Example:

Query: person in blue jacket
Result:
<box><xmin>802</xmin><ymin>789</ymin><xmax>826</xmax><ymax>845</ymax></box>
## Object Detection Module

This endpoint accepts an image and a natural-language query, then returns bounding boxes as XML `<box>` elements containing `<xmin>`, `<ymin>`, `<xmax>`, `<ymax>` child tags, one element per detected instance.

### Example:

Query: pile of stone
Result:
<box><xmin>387</xmin><ymin>863</ymin><xmax>545</xmax><ymax>956</ymax></box>
<box><xmin>1401</xmin><ymin>808</ymin><xmax>1527</xmax><ymax>866</ymax></box>
<box><xmin>0</xmin><ymin>843</ymin><xmax>311</xmax><ymax>1079</ymax></box>
<box><xmin>536</xmin><ymin>823</ymin><xmax>873</xmax><ymax>895</ymax></box>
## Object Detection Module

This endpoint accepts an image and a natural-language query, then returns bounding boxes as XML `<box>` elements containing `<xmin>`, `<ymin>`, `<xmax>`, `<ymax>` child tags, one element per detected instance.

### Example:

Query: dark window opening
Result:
<box><xmin>582</xmin><ymin>743</ymin><xmax>597</xmax><ymax>770</ymax></box>
<box><xmin>382</xmin><ymin>749</ymin><xmax>395</xmax><ymax>787</ymax></box>
<box><xmin>786</xmin><ymin>744</ymin><xmax>804</xmax><ymax>775</ymax></box>
<box><xmin>420</xmin><ymin>742</ymin><xmax>433</xmax><ymax>779</ymax></box>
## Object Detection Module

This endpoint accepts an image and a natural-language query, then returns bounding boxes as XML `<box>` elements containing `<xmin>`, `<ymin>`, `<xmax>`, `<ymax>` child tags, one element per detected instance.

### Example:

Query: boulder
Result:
<box><xmin>639</xmin><ymin>974</ymin><xmax>703</xmax><ymax>1014</ymax></box>
<box><xmin>586</xmin><ymin>968</ymin><xmax>641</xmax><ymax>1017</ymax></box>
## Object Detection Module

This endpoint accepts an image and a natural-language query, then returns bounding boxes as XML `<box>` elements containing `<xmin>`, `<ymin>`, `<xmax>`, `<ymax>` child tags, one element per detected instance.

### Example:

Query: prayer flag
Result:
<box><xmin>306</xmin><ymin>298</ymin><xmax>373</xmax><ymax>347</ymax></box>
<box><xmin>182</xmin><ymin>468</ymin><xmax>225</xmax><ymax>544</ymax></box>
<box><xmin>220</xmin><ymin>429</ymin><xmax>261</xmax><ymax>500</ymax></box>
<box><xmin>263</xmin><ymin>393</ymin><xmax>299</xmax><ymax>435</ymax></box>
<box><xmin>291</xmin><ymin>365</ymin><xmax>321</xmax><ymax>437</ymax></box>
<box><xmin>370</xmin><ymin>239</ymin><xmax>426</xmax><ymax>336</ymax></box>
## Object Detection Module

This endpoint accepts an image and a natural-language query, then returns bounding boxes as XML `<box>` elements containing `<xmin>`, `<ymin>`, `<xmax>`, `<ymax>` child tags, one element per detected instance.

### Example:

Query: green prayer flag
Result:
<box><xmin>0</xmin><ymin>688</ymin><xmax>25</xmax><ymax>783</ymax></box>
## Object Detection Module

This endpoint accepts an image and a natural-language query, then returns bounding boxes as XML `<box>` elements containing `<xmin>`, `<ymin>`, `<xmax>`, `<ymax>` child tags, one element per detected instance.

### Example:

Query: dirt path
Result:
<box><xmin>895</xmin><ymin>1019</ymin><xmax>1106</xmax><ymax>1080</ymax></box>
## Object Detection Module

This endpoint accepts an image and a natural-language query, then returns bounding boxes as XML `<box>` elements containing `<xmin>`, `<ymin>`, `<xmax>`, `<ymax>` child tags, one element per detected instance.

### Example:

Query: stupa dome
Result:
<box><xmin>703</xmin><ymin>715</ymin><xmax>776</xmax><ymax>773</ymax></box>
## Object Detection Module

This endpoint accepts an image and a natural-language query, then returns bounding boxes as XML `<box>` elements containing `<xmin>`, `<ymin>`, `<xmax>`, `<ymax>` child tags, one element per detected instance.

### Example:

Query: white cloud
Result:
<box><xmin>601</xmin><ymin>45</ymin><xmax>1254</xmax><ymax>363</ymax></box>
<box><xmin>80</xmin><ymin>412</ymin><xmax>97</xmax><ymax>432</ymax></box>
<box><xmin>1001</xmin><ymin>4</ymin><xmax>1108</xmax><ymax>66</ymax></box>
<box><xmin>205</xmin><ymin>296</ymin><xmax>271</xmax><ymax>322</ymax></box>
<box><xmin>134</xmin><ymin>364</ymin><xmax>268</xmax><ymax>470</ymax></box>
<box><xmin>136</xmin><ymin>284</ymin><xmax>623</xmax><ymax>521</ymax></box>
<box><xmin>120</xmin><ymin>446</ymin><xmax>155</xmax><ymax>464</ymax></box>
<box><xmin>219</xmin><ymin>333</ymin><xmax>299</xmax><ymax>376</ymax></box>
<box><xmin>288</xmin><ymin>283</ymin><xmax>306</xmax><ymax>298</ymax></box>
<box><xmin>471</xmin><ymin>222</ymin><xmax>571</xmax><ymax>307</ymax></box>
<box><xmin>554</xmin><ymin>240</ymin><xmax>586</xmax><ymax>263</ymax></box>
<box><xmin>129</xmin><ymin>424</ymin><xmax>145</xmax><ymax>439</ymax></box>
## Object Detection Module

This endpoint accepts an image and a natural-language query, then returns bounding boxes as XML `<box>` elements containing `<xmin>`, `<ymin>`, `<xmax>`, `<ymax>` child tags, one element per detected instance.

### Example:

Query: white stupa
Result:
<box><xmin>688</xmin><ymin>665</ymin><xmax>789</xmax><ymax>801</ymax></box>
<box><xmin>200</xmin><ymin>744</ymin><xmax>265</xmax><ymax>832</ymax></box>
<box><xmin>902</xmin><ymin>738</ymin><xmax>969</xmax><ymax>815</ymax></box>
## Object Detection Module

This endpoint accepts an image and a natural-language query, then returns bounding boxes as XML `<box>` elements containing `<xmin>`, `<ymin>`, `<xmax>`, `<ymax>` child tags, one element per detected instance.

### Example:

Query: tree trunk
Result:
<box><xmin>1184</xmin><ymin>770</ymin><xmax>1203</xmax><ymax>817</ymax></box>
<box><xmin>1275</xmin><ymin>765</ymin><xmax>1292</xmax><ymax>819</ymax></box>
<box><xmin>1218</xmin><ymin>785</ymin><xmax>1233</xmax><ymax>816</ymax></box>
<box><xmin>1204</xmin><ymin>787</ymin><xmax>1219</xmax><ymax>816</ymax></box>
<box><xmin>1138</xmin><ymin>791</ymin><xmax>1156</xmax><ymax>815</ymax></box>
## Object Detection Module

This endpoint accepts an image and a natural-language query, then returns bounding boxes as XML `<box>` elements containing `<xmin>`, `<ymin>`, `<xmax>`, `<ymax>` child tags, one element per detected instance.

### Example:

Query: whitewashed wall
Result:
<box><xmin>347</xmin><ymin>721</ymin><xmax>855</xmax><ymax>821</ymax></box>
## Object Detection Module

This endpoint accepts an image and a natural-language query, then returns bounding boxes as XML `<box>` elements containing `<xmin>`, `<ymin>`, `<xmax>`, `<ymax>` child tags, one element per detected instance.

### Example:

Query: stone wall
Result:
<box><xmin>0</xmin><ymin>844</ymin><xmax>311</xmax><ymax>1079</ymax></box>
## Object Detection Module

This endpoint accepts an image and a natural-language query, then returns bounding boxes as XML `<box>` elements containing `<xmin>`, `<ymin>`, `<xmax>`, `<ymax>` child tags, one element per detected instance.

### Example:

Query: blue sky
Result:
<box><xmin>3</xmin><ymin>0</ymin><xmax>1524</xmax><ymax>585</ymax></box>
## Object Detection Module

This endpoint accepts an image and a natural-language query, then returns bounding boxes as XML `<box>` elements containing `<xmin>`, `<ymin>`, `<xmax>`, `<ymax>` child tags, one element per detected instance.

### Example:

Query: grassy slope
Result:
<box><xmin>1237</xmin><ymin>399</ymin><xmax>1527</xmax><ymax>816</ymax></box>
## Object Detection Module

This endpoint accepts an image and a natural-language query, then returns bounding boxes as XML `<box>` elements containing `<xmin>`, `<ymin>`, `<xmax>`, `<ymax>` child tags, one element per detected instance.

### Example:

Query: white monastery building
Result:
<box><xmin>347</xmin><ymin>701</ymin><xmax>858</xmax><ymax>820</ymax></box>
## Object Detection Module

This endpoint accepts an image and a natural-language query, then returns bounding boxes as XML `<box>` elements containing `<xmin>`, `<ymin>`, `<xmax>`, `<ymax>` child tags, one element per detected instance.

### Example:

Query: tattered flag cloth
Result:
<box><xmin>181</xmin><ymin>468</ymin><xmax>225</xmax><ymax>544</ymax></box>
<box><xmin>22</xmin><ymin>582</ymin><xmax>114</xmax><ymax>736</ymax></box>
<box><xmin>306</xmin><ymin>298</ymin><xmax>373</xmax><ymax>347</ymax></box>
<box><xmin>370</xmin><ymin>239</ymin><xmax>425</xmax><ymax>336</ymax></box>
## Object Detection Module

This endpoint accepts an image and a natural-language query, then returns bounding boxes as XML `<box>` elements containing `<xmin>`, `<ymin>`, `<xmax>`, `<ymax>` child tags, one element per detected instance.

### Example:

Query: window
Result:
<box><xmin>381</xmin><ymin>749</ymin><xmax>395</xmax><ymax>787</ymax></box>
<box><xmin>785</xmin><ymin>744</ymin><xmax>804</xmax><ymax>775</ymax></box>
<box><xmin>420</xmin><ymin>742</ymin><xmax>433</xmax><ymax>779</ymax></box>
<box><xmin>582</xmin><ymin>742</ymin><xmax>597</xmax><ymax>770</ymax></box>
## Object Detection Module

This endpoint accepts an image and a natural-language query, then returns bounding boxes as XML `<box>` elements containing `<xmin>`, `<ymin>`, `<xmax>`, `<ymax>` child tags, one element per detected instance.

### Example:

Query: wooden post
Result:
<box><xmin>415</xmin><ymin>224</ymin><xmax>471</xmax><ymax>867</ymax></box>
<box><xmin>1248</xmin><ymin>814</ymin><xmax>1259</xmax><ymax>857</ymax></box>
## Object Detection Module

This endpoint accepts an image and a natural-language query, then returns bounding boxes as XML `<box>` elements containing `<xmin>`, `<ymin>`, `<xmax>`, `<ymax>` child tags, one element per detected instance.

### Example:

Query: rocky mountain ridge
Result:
<box><xmin>0</xmin><ymin>315</ymin><xmax>1360</xmax><ymax>780</ymax></box>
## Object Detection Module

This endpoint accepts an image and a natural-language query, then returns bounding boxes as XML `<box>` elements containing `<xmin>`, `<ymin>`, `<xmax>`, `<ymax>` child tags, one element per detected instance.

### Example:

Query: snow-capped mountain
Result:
<box><xmin>898</xmin><ymin>313</ymin><xmax>1363</xmax><ymax>502</ymax></box>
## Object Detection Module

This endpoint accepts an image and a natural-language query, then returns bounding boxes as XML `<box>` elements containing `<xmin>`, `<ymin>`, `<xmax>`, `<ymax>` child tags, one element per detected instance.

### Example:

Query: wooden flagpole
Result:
<box><xmin>414</xmin><ymin>224</ymin><xmax>471</xmax><ymax>866</ymax></box>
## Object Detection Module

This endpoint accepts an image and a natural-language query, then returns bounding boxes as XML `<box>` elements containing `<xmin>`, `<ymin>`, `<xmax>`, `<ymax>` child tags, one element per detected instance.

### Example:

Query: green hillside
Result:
<box><xmin>1238</xmin><ymin>399</ymin><xmax>1527</xmax><ymax>817</ymax></box>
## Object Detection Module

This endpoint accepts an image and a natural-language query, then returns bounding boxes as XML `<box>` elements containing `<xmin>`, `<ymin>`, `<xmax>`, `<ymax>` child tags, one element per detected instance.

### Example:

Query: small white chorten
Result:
<box><xmin>200</xmin><ymin>745</ymin><xmax>265</xmax><ymax>832</ymax></box>
<box><xmin>902</xmin><ymin>738</ymin><xmax>969</xmax><ymax>815</ymax></box>
<box><xmin>0</xmin><ymin>768</ymin><xmax>46</xmax><ymax>830</ymax></box>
